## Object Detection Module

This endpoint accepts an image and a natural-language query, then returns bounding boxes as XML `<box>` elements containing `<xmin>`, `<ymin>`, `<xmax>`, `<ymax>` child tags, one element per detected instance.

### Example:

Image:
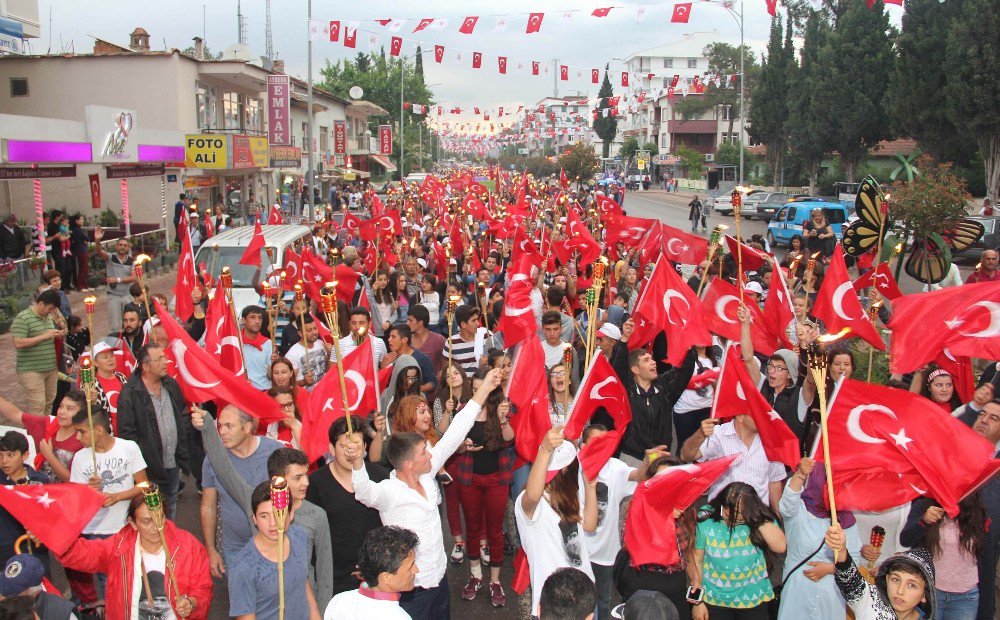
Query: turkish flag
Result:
<box><xmin>766</xmin><ymin>0</ymin><xmax>778</xmax><ymax>16</ymax></box>
<box><xmin>329</xmin><ymin>20</ymin><xmax>340</xmax><ymax>41</ymax></box>
<box><xmin>0</xmin><ymin>484</ymin><xmax>106</xmax><ymax>555</ymax></box>
<box><xmin>343</xmin><ymin>27</ymin><xmax>357</xmax><ymax>48</ymax></box>
<box><xmin>495</xmin><ymin>279</ymin><xmax>537</xmax><ymax>348</ymax></box>
<box><xmin>433</xmin><ymin>45</ymin><xmax>444</xmax><ymax>63</ymax></box>
<box><xmin>725</xmin><ymin>235</ymin><xmax>769</xmax><ymax>272</ymax></box>
<box><xmin>512</xmin><ymin>548</ymin><xmax>531</xmax><ymax>594</ymax></box>
<box><xmin>459</xmin><ymin>16</ymin><xmax>479</xmax><ymax>34</ymax></box>
<box><xmin>852</xmin><ymin>262</ymin><xmax>902</xmax><ymax>299</ymax></box>
<box><xmin>628</xmin><ymin>255</ymin><xmax>710</xmax><ymax>363</ymax></box>
<box><xmin>205</xmin><ymin>282</ymin><xmax>245</xmax><ymax>377</ymax></box>
<box><xmin>592</xmin><ymin>7</ymin><xmax>613</xmax><ymax>16</ymax></box>
<box><xmin>560</xmin><ymin>65</ymin><xmax>569</xmax><ymax>81</ymax></box>
<box><xmin>655</xmin><ymin>222</ymin><xmax>709</xmax><ymax>265</ymax></box>
<box><xmin>413</xmin><ymin>18</ymin><xmax>434</xmax><ymax>32</ymax></box>
<box><xmin>498</xmin><ymin>56</ymin><xmax>507</xmax><ymax>74</ymax></box>
<box><xmin>671</xmin><ymin>2</ymin><xmax>692</xmax><ymax>22</ymax></box>
<box><xmin>621</xmin><ymin>72</ymin><xmax>630</xmax><ymax>87</ymax></box>
<box><xmin>238</xmin><ymin>219</ymin><xmax>265</xmax><ymax>266</ymax></box>
<box><xmin>564</xmin><ymin>355</ymin><xmax>632</xmax><ymax>441</ymax></box>
<box><xmin>815</xmin><ymin>379</ymin><xmax>1000</xmax><ymax>517</ymax></box>
<box><xmin>280</xmin><ymin>247</ymin><xmax>301</xmax><ymax>291</ymax></box>
<box><xmin>711</xmin><ymin>346</ymin><xmax>800</xmax><ymax>468</ymax></box>
<box><xmin>578</xmin><ymin>430</ymin><xmax>623</xmax><ymax>481</ymax></box>
<box><xmin>375</xmin><ymin>210</ymin><xmax>404</xmax><ymax>237</ymax></box>
<box><xmin>532</xmin><ymin>61</ymin><xmax>540</xmax><ymax>76</ymax></box>
<box><xmin>301</xmin><ymin>338</ymin><xmax>378</xmax><ymax>462</ymax></box>
<box><xmin>153</xmin><ymin>299</ymin><xmax>285</xmax><ymax>424</ymax></box>
<box><xmin>560</xmin><ymin>168</ymin><xmax>569</xmax><ymax>189</ymax></box>
<box><xmin>341</xmin><ymin>211</ymin><xmax>362</xmax><ymax>237</ymax></box>
<box><xmin>889</xmin><ymin>281</ymin><xmax>1000</xmax><ymax>373</ymax></box>
<box><xmin>561</xmin><ymin>208</ymin><xmax>601</xmax><ymax>266</ymax></box>
<box><xmin>605</xmin><ymin>213</ymin><xmax>653</xmax><ymax>248</ymax></box>
<box><xmin>592</xmin><ymin>69</ymin><xmax>600</xmax><ymax>84</ymax></box>
<box><xmin>390</xmin><ymin>36</ymin><xmax>402</xmax><ymax>57</ymax></box>
<box><xmin>596</xmin><ymin>194</ymin><xmax>623</xmax><ymax>217</ymax></box>
<box><xmin>172</xmin><ymin>210</ymin><xmax>197</xmax><ymax>322</ymax></box>
<box><xmin>763</xmin><ymin>264</ymin><xmax>796</xmax><ymax>349</ymax></box>
<box><xmin>625</xmin><ymin>455</ymin><xmax>738</xmax><ymax>568</ymax></box>
<box><xmin>115</xmin><ymin>337</ymin><xmax>137</xmax><ymax>378</ymax></box>
<box><xmin>88</xmin><ymin>174</ymin><xmax>101</xmax><ymax>209</ymax></box>
<box><xmin>812</xmin><ymin>246</ymin><xmax>885</xmax><ymax>350</ymax></box>
<box><xmin>507</xmin><ymin>334</ymin><xmax>552</xmax><ymax>463</ymax></box>
<box><xmin>267</xmin><ymin>204</ymin><xmax>284</xmax><ymax>225</ymax></box>
<box><xmin>701</xmin><ymin>279</ymin><xmax>777</xmax><ymax>355</ymax></box>
<box><xmin>526</xmin><ymin>12</ymin><xmax>544</xmax><ymax>33</ymax></box>
<box><xmin>472</xmin><ymin>52</ymin><xmax>482</xmax><ymax>69</ymax></box>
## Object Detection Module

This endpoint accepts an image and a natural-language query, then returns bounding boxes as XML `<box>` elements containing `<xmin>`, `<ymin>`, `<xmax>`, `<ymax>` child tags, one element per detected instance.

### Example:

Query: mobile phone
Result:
<box><xmin>436</xmin><ymin>472</ymin><xmax>453</xmax><ymax>485</ymax></box>
<box><xmin>686</xmin><ymin>586</ymin><xmax>704</xmax><ymax>604</ymax></box>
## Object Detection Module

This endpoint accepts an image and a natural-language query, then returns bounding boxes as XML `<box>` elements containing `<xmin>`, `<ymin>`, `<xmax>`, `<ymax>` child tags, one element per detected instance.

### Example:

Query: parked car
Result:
<box><xmin>749</xmin><ymin>193</ymin><xmax>791</xmax><ymax>221</ymax></box>
<box><xmin>954</xmin><ymin>215</ymin><xmax>1000</xmax><ymax>262</ymax></box>
<box><xmin>766</xmin><ymin>201</ymin><xmax>849</xmax><ymax>249</ymax></box>
<box><xmin>712</xmin><ymin>188</ymin><xmax>761</xmax><ymax>216</ymax></box>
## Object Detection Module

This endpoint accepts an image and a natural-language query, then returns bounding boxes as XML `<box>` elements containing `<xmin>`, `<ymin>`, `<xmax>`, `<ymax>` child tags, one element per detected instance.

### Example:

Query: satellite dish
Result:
<box><xmin>349</xmin><ymin>86</ymin><xmax>363</xmax><ymax>99</ymax></box>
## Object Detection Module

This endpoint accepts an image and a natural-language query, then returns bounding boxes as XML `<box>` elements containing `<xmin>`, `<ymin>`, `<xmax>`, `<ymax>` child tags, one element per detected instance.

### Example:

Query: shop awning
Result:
<box><xmin>370</xmin><ymin>154</ymin><xmax>397</xmax><ymax>172</ymax></box>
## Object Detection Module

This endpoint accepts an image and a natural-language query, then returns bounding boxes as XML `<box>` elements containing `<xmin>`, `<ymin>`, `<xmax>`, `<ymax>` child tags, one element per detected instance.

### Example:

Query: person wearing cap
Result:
<box><xmin>538</xmin><ymin>567</ymin><xmax>598</xmax><ymax>620</ymax></box>
<box><xmin>743</xmin><ymin>281</ymin><xmax>765</xmax><ymax>309</ymax></box>
<box><xmin>516</xmin><ymin>427</ymin><xmax>599</xmax><ymax>617</ymax></box>
<box><xmin>347</xmin><ymin>369</ymin><xmax>503</xmax><ymax>620</ymax></box>
<box><xmin>90</xmin><ymin>342</ymin><xmax>126</xmax><ymax>432</ymax></box>
<box><xmin>0</xmin><ymin>554</ymin><xmax>76</xmax><ymax>619</ymax></box>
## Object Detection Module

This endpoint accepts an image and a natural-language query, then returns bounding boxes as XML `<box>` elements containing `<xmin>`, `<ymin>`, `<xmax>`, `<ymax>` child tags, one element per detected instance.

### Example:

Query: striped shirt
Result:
<box><xmin>333</xmin><ymin>335</ymin><xmax>387</xmax><ymax>368</ymax></box>
<box><xmin>12</xmin><ymin>308</ymin><xmax>56</xmax><ymax>373</ymax></box>
<box><xmin>448</xmin><ymin>334</ymin><xmax>479</xmax><ymax>376</ymax></box>
<box><xmin>699</xmin><ymin>421</ymin><xmax>786</xmax><ymax>504</ymax></box>
<box><xmin>107</xmin><ymin>254</ymin><xmax>133</xmax><ymax>297</ymax></box>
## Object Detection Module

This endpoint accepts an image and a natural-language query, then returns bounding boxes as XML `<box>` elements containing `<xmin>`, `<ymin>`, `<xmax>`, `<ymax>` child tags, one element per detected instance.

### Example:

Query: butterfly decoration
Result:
<box><xmin>905</xmin><ymin>220</ymin><xmax>984</xmax><ymax>284</ymax></box>
<box><xmin>842</xmin><ymin>176</ymin><xmax>890</xmax><ymax>258</ymax></box>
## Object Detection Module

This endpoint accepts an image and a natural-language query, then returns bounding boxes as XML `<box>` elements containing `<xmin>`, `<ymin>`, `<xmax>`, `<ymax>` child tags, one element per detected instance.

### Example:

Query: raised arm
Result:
<box><xmin>431</xmin><ymin>368</ymin><xmax>502</xmax><ymax>470</ymax></box>
<box><xmin>737</xmin><ymin>305</ymin><xmax>761</xmax><ymax>386</ymax></box>
<box><xmin>0</xmin><ymin>395</ymin><xmax>24</xmax><ymax>427</ymax></box>
<box><xmin>520</xmin><ymin>426</ymin><xmax>564</xmax><ymax>520</ymax></box>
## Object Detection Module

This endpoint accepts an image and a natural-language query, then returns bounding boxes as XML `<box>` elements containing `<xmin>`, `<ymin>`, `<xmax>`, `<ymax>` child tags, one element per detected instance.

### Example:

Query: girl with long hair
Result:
<box><xmin>435</xmin><ymin>364</ymin><xmax>474</xmax><ymax>564</ymax></box>
<box><xmin>673</xmin><ymin>344</ymin><xmax>722</xmax><ymax>447</ymax></box>
<box><xmin>457</xmin><ymin>369</ymin><xmax>515</xmax><ymax>607</ymax></box>
<box><xmin>803</xmin><ymin>208</ymin><xmax>834</xmax><ymax>257</ymax></box>
<box><xmin>389</xmin><ymin>270</ymin><xmax>410</xmax><ymax>325</ymax></box>
<box><xmin>392</xmin><ymin>394</ymin><xmax>438</xmax><ymax>445</ymax></box>
<box><xmin>547</xmin><ymin>363</ymin><xmax>576</xmax><ymax>426</ymax></box>
<box><xmin>691</xmin><ymin>482</ymin><xmax>787</xmax><ymax>620</ymax></box>
<box><xmin>262</xmin><ymin>386</ymin><xmax>302</xmax><ymax>449</ymax></box>
<box><xmin>900</xmin><ymin>494</ymin><xmax>987</xmax><ymax>620</ymax></box>
<box><xmin>912</xmin><ymin>365</ymin><xmax>965</xmax><ymax>413</ymax></box>
<box><xmin>371</xmin><ymin>271</ymin><xmax>397</xmax><ymax>331</ymax></box>
<box><xmin>515</xmin><ymin>426</ymin><xmax>599</xmax><ymax>617</ymax></box>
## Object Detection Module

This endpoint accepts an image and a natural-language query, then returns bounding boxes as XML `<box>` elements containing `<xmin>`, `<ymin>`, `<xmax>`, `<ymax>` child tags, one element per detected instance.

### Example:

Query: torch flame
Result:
<box><xmin>134</xmin><ymin>254</ymin><xmax>151</xmax><ymax>265</ymax></box>
<box><xmin>818</xmin><ymin>328</ymin><xmax>851</xmax><ymax>343</ymax></box>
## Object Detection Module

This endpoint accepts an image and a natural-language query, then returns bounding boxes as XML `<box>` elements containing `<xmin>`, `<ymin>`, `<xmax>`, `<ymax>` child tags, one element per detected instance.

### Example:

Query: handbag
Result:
<box><xmin>773</xmin><ymin>539</ymin><xmax>825</xmax><ymax>596</ymax></box>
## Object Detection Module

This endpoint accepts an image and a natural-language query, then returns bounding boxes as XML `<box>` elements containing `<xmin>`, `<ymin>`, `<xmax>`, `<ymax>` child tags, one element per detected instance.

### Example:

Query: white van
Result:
<box><xmin>192</xmin><ymin>224</ymin><xmax>312</xmax><ymax>316</ymax></box>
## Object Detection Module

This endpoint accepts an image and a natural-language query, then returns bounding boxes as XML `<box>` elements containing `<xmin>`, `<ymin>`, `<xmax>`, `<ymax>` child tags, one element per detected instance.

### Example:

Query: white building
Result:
<box><xmin>519</xmin><ymin>95</ymin><xmax>595</xmax><ymax>157</ymax></box>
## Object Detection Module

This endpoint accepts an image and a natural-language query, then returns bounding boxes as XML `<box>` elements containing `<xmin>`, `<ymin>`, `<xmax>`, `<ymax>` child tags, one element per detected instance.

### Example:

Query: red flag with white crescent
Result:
<box><xmin>172</xmin><ymin>210</ymin><xmax>197</xmax><ymax>322</ymax></box>
<box><xmin>205</xmin><ymin>282</ymin><xmax>245</xmax><ymax>377</ymax></box>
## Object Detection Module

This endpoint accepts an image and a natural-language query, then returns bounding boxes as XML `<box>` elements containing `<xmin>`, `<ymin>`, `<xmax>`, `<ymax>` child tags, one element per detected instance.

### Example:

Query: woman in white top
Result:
<box><xmin>419</xmin><ymin>274</ymin><xmax>441</xmax><ymax>327</ymax></box>
<box><xmin>515</xmin><ymin>427</ymin><xmax>598</xmax><ymax>616</ymax></box>
<box><xmin>547</xmin><ymin>363</ymin><xmax>575</xmax><ymax>427</ymax></box>
<box><xmin>673</xmin><ymin>344</ymin><xmax>722</xmax><ymax>447</ymax></box>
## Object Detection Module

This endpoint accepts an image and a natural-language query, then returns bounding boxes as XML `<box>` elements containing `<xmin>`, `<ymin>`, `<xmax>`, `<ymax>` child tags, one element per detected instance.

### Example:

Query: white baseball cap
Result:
<box><xmin>92</xmin><ymin>342</ymin><xmax>114</xmax><ymax>358</ymax></box>
<box><xmin>598</xmin><ymin>323</ymin><xmax>622</xmax><ymax>341</ymax></box>
<box><xmin>546</xmin><ymin>440</ymin><xmax>578</xmax><ymax>483</ymax></box>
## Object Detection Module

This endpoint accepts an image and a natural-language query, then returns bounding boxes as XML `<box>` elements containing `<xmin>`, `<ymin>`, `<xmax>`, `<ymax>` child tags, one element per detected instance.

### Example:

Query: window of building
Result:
<box><xmin>301</xmin><ymin>121</ymin><xmax>309</xmax><ymax>152</ymax></box>
<box><xmin>223</xmin><ymin>91</ymin><xmax>243</xmax><ymax>131</ymax></box>
<box><xmin>9</xmin><ymin>78</ymin><xmax>27</xmax><ymax>97</ymax></box>
<box><xmin>721</xmin><ymin>105</ymin><xmax>732</xmax><ymax>121</ymax></box>
<box><xmin>663</xmin><ymin>58</ymin><xmax>673</xmax><ymax>69</ymax></box>
<box><xmin>661</xmin><ymin>134</ymin><xmax>668</xmax><ymax>148</ymax></box>
<box><xmin>195</xmin><ymin>83</ymin><xmax>218</xmax><ymax>130</ymax></box>
<box><xmin>319</xmin><ymin>125</ymin><xmax>329</xmax><ymax>152</ymax></box>
<box><xmin>244</xmin><ymin>98</ymin><xmax>261</xmax><ymax>133</ymax></box>
<box><xmin>722</xmin><ymin>132</ymin><xmax>740</xmax><ymax>144</ymax></box>
<box><xmin>688</xmin><ymin>58</ymin><xmax>698</xmax><ymax>69</ymax></box>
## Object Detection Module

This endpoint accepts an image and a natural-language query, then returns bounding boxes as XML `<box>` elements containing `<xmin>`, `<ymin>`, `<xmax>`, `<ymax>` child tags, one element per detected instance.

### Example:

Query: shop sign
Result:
<box><xmin>0</xmin><ymin>165</ymin><xmax>77</xmax><ymax>180</ymax></box>
<box><xmin>184</xmin><ymin>176</ymin><xmax>219</xmax><ymax>189</ymax></box>
<box><xmin>232</xmin><ymin>135</ymin><xmax>254</xmax><ymax>169</ymax></box>
<box><xmin>105</xmin><ymin>163</ymin><xmax>165</xmax><ymax>179</ymax></box>
<box><xmin>185</xmin><ymin>135</ymin><xmax>228</xmax><ymax>169</ymax></box>
<box><xmin>249</xmin><ymin>136</ymin><xmax>269</xmax><ymax>167</ymax></box>
<box><xmin>270</xmin><ymin>146</ymin><xmax>302</xmax><ymax>168</ymax></box>
<box><xmin>333</xmin><ymin>121</ymin><xmax>347</xmax><ymax>154</ymax></box>
<box><xmin>86</xmin><ymin>105</ymin><xmax>139</xmax><ymax>163</ymax></box>
<box><xmin>267</xmin><ymin>75</ymin><xmax>291</xmax><ymax>146</ymax></box>
<box><xmin>378</xmin><ymin>125</ymin><xmax>392</xmax><ymax>155</ymax></box>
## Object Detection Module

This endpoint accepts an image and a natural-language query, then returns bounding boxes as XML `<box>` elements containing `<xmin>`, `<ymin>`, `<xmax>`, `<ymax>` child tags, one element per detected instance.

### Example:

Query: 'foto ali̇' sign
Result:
<box><xmin>184</xmin><ymin>135</ymin><xmax>227</xmax><ymax>169</ymax></box>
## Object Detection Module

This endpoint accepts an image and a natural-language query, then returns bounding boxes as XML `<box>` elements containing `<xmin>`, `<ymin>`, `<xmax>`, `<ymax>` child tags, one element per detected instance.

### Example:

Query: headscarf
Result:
<box><xmin>800</xmin><ymin>466</ymin><xmax>856</xmax><ymax>528</ymax></box>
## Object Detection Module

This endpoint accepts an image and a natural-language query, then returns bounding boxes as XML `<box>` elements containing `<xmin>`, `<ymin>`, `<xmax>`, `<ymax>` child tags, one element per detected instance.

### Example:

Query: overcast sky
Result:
<box><xmin>35</xmin><ymin>0</ymin><xmax>901</xmax><ymax>132</ymax></box>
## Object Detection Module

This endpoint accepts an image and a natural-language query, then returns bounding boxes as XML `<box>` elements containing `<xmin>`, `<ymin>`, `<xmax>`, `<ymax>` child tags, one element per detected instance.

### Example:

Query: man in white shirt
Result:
<box><xmin>323</xmin><ymin>526</ymin><xmax>418</xmax><ymax>620</ymax></box>
<box><xmin>347</xmin><ymin>368</ymin><xmax>502</xmax><ymax>620</ymax></box>
<box><xmin>285</xmin><ymin>314</ymin><xmax>330</xmax><ymax>388</ymax></box>
<box><xmin>334</xmin><ymin>307</ymin><xmax>387</xmax><ymax>368</ymax></box>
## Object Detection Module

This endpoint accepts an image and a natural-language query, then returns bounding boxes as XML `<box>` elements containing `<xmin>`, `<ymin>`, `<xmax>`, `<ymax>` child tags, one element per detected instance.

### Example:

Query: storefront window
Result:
<box><xmin>196</xmin><ymin>83</ymin><xmax>218</xmax><ymax>130</ymax></box>
<box><xmin>319</xmin><ymin>126</ymin><xmax>329</xmax><ymax>152</ymax></box>
<box><xmin>244</xmin><ymin>98</ymin><xmax>261</xmax><ymax>134</ymax></box>
<box><xmin>223</xmin><ymin>91</ymin><xmax>243</xmax><ymax>131</ymax></box>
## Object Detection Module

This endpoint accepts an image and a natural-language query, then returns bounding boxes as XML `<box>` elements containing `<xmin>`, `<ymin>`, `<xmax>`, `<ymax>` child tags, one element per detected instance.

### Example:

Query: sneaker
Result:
<box><xmin>481</xmin><ymin>545</ymin><xmax>490</xmax><ymax>565</ymax></box>
<box><xmin>450</xmin><ymin>543</ymin><xmax>465</xmax><ymax>564</ymax></box>
<box><xmin>461</xmin><ymin>577</ymin><xmax>482</xmax><ymax>601</ymax></box>
<box><xmin>489</xmin><ymin>582</ymin><xmax>506</xmax><ymax>608</ymax></box>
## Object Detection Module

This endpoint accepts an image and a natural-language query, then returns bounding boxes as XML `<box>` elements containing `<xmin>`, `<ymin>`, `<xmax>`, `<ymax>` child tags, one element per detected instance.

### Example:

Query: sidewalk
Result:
<box><xmin>0</xmin><ymin>268</ymin><xmax>178</xmax><ymax>412</ymax></box>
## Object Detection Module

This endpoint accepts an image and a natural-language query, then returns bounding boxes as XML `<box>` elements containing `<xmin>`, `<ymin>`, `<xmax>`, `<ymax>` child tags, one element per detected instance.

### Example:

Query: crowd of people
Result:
<box><xmin>0</xmin><ymin>165</ymin><xmax>997</xmax><ymax>620</ymax></box>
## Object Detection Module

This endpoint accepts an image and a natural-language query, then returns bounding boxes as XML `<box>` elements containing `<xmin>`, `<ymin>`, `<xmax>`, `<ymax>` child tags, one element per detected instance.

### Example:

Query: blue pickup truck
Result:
<box><xmin>765</xmin><ymin>199</ymin><xmax>850</xmax><ymax>249</ymax></box>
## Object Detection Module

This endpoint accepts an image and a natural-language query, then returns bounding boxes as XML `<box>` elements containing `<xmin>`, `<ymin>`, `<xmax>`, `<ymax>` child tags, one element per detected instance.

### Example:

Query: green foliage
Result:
<box><xmin>946</xmin><ymin>0</ymin><xmax>1000</xmax><ymax>200</ymax></box>
<box><xmin>523</xmin><ymin>157</ymin><xmax>559</xmax><ymax>178</ymax></box>
<box><xmin>675</xmin><ymin>43</ymin><xmax>759</xmax><ymax>132</ymax></box>
<box><xmin>97</xmin><ymin>209</ymin><xmax>120</xmax><ymax>228</ymax></box>
<box><xmin>786</xmin><ymin>12</ymin><xmax>836</xmax><ymax>194</ymax></box>
<box><xmin>619</xmin><ymin>137</ymin><xmax>639</xmax><ymax>162</ymax></box>
<box><xmin>715</xmin><ymin>142</ymin><xmax>757</xmax><ymax>168</ymax></box>
<box><xmin>559</xmin><ymin>144</ymin><xmax>600</xmax><ymax>185</ymax></box>
<box><xmin>749</xmin><ymin>16</ymin><xmax>794</xmax><ymax>185</ymax></box>
<box><xmin>676</xmin><ymin>145</ymin><xmax>705</xmax><ymax>179</ymax></box>
<box><xmin>822</xmin><ymin>0</ymin><xmax>895</xmax><ymax>182</ymax></box>
<box><xmin>180</xmin><ymin>44</ymin><xmax>222</xmax><ymax>60</ymax></box>
<box><xmin>355</xmin><ymin>53</ymin><xmax>370</xmax><ymax>72</ymax></box>
<box><xmin>641</xmin><ymin>142</ymin><xmax>659</xmax><ymax>157</ymax></box>
<box><xmin>592</xmin><ymin>68</ymin><xmax>619</xmax><ymax>158</ymax></box>
<box><xmin>889</xmin><ymin>156</ymin><xmax>972</xmax><ymax>241</ymax></box>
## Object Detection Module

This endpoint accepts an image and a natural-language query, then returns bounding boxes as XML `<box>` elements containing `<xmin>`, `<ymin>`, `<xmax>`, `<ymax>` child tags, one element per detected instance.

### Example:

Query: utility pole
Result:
<box><xmin>399</xmin><ymin>55</ymin><xmax>405</xmax><ymax>181</ymax></box>
<box><xmin>264</xmin><ymin>0</ymin><xmax>273</xmax><ymax>60</ymax></box>
<box><xmin>306</xmin><ymin>0</ymin><xmax>314</xmax><ymax>219</ymax></box>
<box><xmin>553</xmin><ymin>58</ymin><xmax>559</xmax><ymax>98</ymax></box>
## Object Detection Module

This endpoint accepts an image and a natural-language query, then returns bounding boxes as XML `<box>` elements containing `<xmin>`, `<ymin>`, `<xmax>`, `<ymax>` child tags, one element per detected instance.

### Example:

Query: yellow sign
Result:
<box><xmin>248</xmin><ymin>136</ymin><xmax>269</xmax><ymax>167</ymax></box>
<box><xmin>637</xmin><ymin>159</ymin><xmax>647</xmax><ymax>170</ymax></box>
<box><xmin>184</xmin><ymin>135</ymin><xmax>228</xmax><ymax>169</ymax></box>
<box><xmin>344</xmin><ymin>172</ymin><xmax>357</xmax><ymax>181</ymax></box>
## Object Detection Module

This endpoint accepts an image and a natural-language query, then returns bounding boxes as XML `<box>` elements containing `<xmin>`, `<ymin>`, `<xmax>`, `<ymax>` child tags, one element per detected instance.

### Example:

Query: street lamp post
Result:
<box><xmin>399</xmin><ymin>55</ymin><xmax>405</xmax><ymax>182</ymax></box>
<box><xmin>713</xmin><ymin>2</ymin><xmax>746</xmax><ymax>186</ymax></box>
<box><xmin>306</xmin><ymin>0</ymin><xmax>315</xmax><ymax>219</ymax></box>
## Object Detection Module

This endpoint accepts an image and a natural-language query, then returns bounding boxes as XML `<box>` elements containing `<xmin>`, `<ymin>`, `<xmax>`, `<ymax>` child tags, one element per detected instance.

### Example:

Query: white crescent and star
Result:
<box><xmin>831</xmin><ymin>281</ymin><xmax>859</xmax><ymax>321</ymax></box>
<box><xmin>589</xmin><ymin>376</ymin><xmax>617</xmax><ymax>401</ymax></box>
<box><xmin>663</xmin><ymin>290</ymin><xmax>690</xmax><ymax>326</ymax></box>
<box><xmin>846</xmin><ymin>404</ymin><xmax>897</xmax><ymax>445</ymax></box>
<box><xmin>666</xmin><ymin>238</ymin><xmax>688</xmax><ymax>256</ymax></box>
<box><xmin>171</xmin><ymin>341</ymin><xmax>220</xmax><ymax>390</ymax></box>
<box><xmin>955</xmin><ymin>301</ymin><xmax>1000</xmax><ymax>339</ymax></box>
<box><xmin>715</xmin><ymin>295</ymin><xmax>740</xmax><ymax>324</ymax></box>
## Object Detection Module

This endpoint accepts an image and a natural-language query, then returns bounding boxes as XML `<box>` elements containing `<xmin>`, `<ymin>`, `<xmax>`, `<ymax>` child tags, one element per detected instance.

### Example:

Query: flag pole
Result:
<box><xmin>446</xmin><ymin>294</ymin><xmax>459</xmax><ymax>403</ymax></box>
<box><xmin>322</xmin><ymin>283</ymin><xmax>354</xmax><ymax>435</ymax></box>
<box><xmin>294</xmin><ymin>283</ymin><xmax>310</xmax><ymax>382</ymax></box>
<box><xmin>807</xmin><ymin>339</ymin><xmax>839</xmax><ymax>559</ymax></box>
<box><xmin>731</xmin><ymin>190</ymin><xmax>745</xmax><ymax>304</ymax></box>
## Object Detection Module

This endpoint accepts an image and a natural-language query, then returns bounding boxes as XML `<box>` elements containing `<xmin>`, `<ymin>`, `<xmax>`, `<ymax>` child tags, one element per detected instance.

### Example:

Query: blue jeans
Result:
<box><xmin>163</xmin><ymin>467</ymin><xmax>181</xmax><ymax>520</ymax></box>
<box><xmin>592</xmin><ymin>562</ymin><xmax>614</xmax><ymax>620</ymax></box>
<box><xmin>935</xmin><ymin>586</ymin><xmax>978</xmax><ymax>620</ymax></box>
<box><xmin>509</xmin><ymin>463</ymin><xmax>530</xmax><ymax>501</ymax></box>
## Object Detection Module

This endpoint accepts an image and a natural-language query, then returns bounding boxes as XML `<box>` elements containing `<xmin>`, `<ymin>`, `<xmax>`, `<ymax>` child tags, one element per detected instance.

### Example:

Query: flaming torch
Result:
<box><xmin>137</xmin><ymin>482</ymin><xmax>182</xmax><ymax>603</ymax></box>
<box><xmin>79</xmin><ymin>356</ymin><xmax>98</xmax><ymax>475</ymax></box>
<box><xmin>697</xmin><ymin>224</ymin><xmax>729</xmax><ymax>297</ymax></box>
<box><xmin>270</xmin><ymin>476</ymin><xmax>290</xmax><ymax>620</ymax></box>
<box><xmin>322</xmin><ymin>282</ymin><xmax>354</xmax><ymax>435</ymax></box>
<box><xmin>84</xmin><ymin>296</ymin><xmax>97</xmax><ymax>354</ymax></box>
<box><xmin>133</xmin><ymin>254</ymin><xmax>153</xmax><ymax>321</ymax></box>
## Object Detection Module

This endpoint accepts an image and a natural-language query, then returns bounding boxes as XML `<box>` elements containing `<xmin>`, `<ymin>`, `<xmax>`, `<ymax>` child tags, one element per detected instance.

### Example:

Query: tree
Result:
<box><xmin>674</xmin><ymin>43</ymin><xmax>758</xmax><ymax>140</ymax></box>
<box><xmin>592</xmin><ymin>68</ymin><xmax>619</xmax><ymax>158</ymax></box>
<box><xmin>558</xmin><ymin>143</ymin><xmax>600</xmax><ymax>184</ymax></box>
<box><xmin>355</xmin><ymin>52</ymin><xmax>370</xmax><ymax>72</ymax></box>
<box><xmin>749</xmin><ymin>16</ymin><xmax>794</xmax><ymax>187</ymax></box>
<box><xmin>946</xmin><ymin>0</ymin><xmax>1000</xmax><ymax>200</ymax></box>
<box><xmin>414</xmin><ymin>46</ymin><xmax>425</xmax><ymax>84</ymax></box>
<box><xmin>786</xmin><ymin>12</ymin><xmax>836</xmax><ymax>194</ymax></box>
<box><xmin>888</xmin><ymin>0</ymin><xmax>968</xmax><ymax>164</ymax></box>
<box><xmin>676</xmin><ymin>144</ymin><xmax>705</xmax><ymax>179</ymax></box>
<box><xmin>619</xmin><ymin>136</ymin><xmax>639</xmax><ymax>162</ymax></box>
<box><xmin>822</xmin><ymin>0</ymin><xmax>895</xmax><ymax>182</ymax></box>
<box><xmin>523</xmin><ymin>157</ymin><xmax>559</xmax><ymax>178</ymax></box>
<box><xmin>890</xmin><ymin>156</ymin><xmax>972</xmax><ymax>242</ymax></box>
<box><xmin>641</xmin><ymin>142</ymin><xmax>659</xmax><ymax>157</ymax></box>
<box><xmin>181</xmin><ymin>44</ymin><xmax>222</xmax><ymax>59</ymax></box>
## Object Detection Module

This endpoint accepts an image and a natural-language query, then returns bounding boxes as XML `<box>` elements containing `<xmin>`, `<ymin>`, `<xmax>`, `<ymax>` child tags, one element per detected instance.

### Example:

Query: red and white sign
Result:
<box><xmin>267</xmin><ymin>75</ymin><xmax>291</xmax><ymax>146</ymax></box>
<box><xmin>333</xmin><ymin>120</ymin><xmax>347</xmax><ymax>154</ymax></box>
<box><xmin>378</xmin><ymin>125</ymin><xmax>393</xmax><ymax>155</ymax></box>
